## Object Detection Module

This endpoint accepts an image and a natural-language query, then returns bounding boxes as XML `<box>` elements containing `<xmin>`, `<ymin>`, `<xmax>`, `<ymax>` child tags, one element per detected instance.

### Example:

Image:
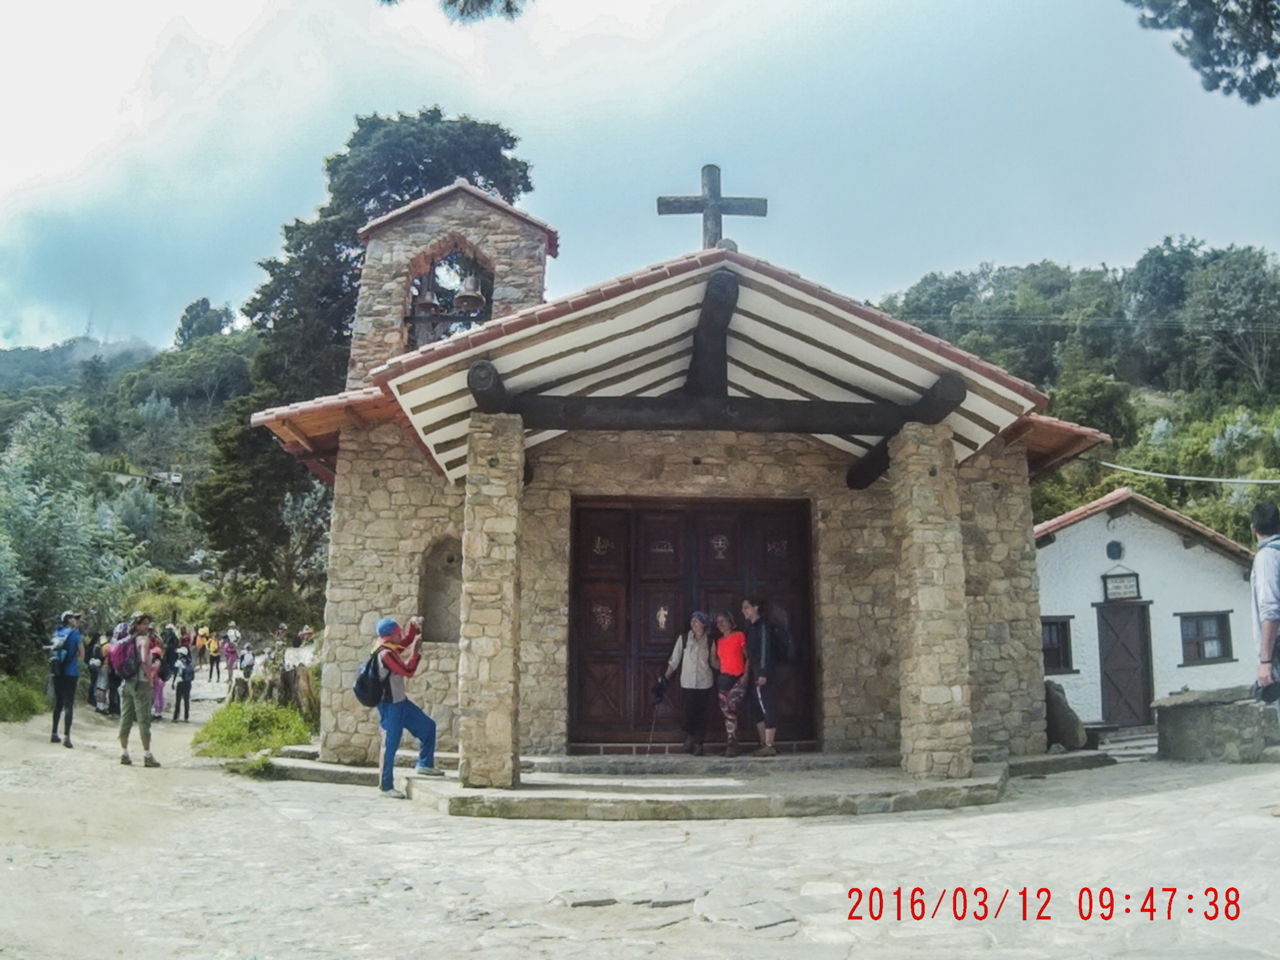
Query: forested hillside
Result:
<box><xmin>878</xmin><ymin>236</ymin><xmax>1280</xmax><ymax>542</ymax></box>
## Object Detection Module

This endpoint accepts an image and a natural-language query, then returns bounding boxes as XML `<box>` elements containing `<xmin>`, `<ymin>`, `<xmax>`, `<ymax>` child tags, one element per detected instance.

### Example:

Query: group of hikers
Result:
<box><xmin>659</xmin><ymin>596</ymin><xmax>790</xmax><ymax>758</ymax></box>
<box><xmin>46</xmin><ymin>611</ymin><xmax>257</xmax><ymax>766</ymax></box>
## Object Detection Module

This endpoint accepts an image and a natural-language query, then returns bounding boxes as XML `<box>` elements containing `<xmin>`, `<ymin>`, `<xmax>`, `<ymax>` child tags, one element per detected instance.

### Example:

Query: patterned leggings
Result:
<box><xmin>717</xmin><ymin>674</ymin><xmax>747</xmax><ymax>741</ymax></box>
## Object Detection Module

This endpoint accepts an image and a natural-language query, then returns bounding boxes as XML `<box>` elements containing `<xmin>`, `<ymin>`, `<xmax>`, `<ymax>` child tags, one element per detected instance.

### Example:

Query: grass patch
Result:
<box><xmin>0</xmin><ymin>669</ymin><xmax>49</xmax><ymax>723</ymax></box>
<box><xmin>223</xmin><ymin>754</ymin><xmax>287</xmax><ymax>779</ymax></box>
<box><xmin>192</xmin><ymin>701</ymin><xmax>311</xmax><ymax>758</ymax></box>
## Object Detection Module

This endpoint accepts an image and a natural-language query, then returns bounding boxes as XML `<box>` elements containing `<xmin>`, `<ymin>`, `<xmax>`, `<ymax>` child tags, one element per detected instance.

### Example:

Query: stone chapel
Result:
<box><xmin>252</xmin><ymin>174</ymin><xmax>1109</xmax><ymax>788</ymax></box>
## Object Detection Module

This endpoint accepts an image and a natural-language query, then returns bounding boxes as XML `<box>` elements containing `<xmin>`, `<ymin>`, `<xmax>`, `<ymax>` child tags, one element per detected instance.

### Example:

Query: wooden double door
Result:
<box><xmin>569</xmin><ymin>498</ymin><xmax>814</xmax><ymax>745</ymax></box>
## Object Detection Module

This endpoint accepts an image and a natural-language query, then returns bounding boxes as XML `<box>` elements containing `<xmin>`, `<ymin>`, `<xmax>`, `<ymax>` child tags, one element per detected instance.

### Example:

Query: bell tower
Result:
<box><xmin>346</xmin><ymin>178</ymin><xmax>559</xmax><ymax>389</ymax></box>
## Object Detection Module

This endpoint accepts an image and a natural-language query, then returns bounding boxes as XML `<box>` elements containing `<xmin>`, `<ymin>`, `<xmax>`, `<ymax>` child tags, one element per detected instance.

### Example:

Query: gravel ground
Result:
<box><xmin>3</xmin><ymin>692</ymin><xmax>1280</xmax><ymax>960</ymax></box>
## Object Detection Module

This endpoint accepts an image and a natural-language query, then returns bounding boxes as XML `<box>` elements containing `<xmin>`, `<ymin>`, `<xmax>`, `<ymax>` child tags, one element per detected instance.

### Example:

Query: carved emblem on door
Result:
<box><xmin>592</xmin><ymin>536</ymin><xmax>614</xmax><ymax>556</ymax></box>
<box><xmin>650</xmin><ymin>540</ymin><xmax>674</xmax><ymax>554</ymax></box>
<box><xmin>710</xmin><ymin>534</ymin><xmax>730</xmax><ymax>560</ymax></box>
<box><xmin>767</xmin><ymin>539</ymin><xmax>788</xmax><ymax>558</ymax></box>
<box><xmin>656</xmin><ymin>606</ymin><xmax>669</xmax><ymax>630</ymax></box>
<box><xmin>592</xmin><ymin>603</ymin><xmax>614</xmax><ymax>631</ymax></box>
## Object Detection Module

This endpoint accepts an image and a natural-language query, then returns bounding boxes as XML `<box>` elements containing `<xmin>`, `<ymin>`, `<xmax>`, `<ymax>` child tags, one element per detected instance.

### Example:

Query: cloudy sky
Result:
<box><xmin>3</xmin><ymin>0</ymin><xmax>1279</xmax><ymax>349</ymax></box>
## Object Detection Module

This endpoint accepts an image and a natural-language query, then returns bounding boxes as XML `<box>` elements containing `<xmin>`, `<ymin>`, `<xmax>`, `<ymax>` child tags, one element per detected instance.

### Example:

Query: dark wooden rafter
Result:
<box><xmin>468</xmin><ymin>357</ymin><xmax>966</xmax><ymax>438</ymax></box>
<box><xmin>843</xmin><ymin>375</ymin><xmax>971</xmax><ymax>489</ymax></box>
<box><xmin>685</xmin><ymin>268</ymin><xmax>738</xmax><ymax>397</ymax></box>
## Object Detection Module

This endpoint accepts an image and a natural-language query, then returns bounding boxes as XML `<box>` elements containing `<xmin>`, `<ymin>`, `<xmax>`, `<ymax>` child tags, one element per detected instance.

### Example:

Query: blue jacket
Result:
<box><xmin>55</xmin><ymin>626</ymin><xmax>82</xmax><ymax>678</ymax></box>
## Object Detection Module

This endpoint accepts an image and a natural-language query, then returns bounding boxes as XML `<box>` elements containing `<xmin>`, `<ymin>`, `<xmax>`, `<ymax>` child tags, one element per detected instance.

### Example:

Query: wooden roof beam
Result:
<box><xmin>468</xmin><ymin>360</ymin><xmax>966</xmax><ymax>438</ymax></box>
<box><xmin>684</xmin><ymin>268</ymin><xmax>738</xmax><ymax>398</ymax></box>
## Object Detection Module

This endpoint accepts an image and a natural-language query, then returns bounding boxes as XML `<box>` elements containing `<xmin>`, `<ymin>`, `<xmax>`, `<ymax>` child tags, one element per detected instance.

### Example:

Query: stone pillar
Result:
<box><xmin>889</xmin><ymin>422</ymin><xmax>974</xmax><ymax>779</ymax></box>
<box><xmin>458</xmin><ymin>413</ymin><xmax>523</xmax><ymax>788</ymax></box>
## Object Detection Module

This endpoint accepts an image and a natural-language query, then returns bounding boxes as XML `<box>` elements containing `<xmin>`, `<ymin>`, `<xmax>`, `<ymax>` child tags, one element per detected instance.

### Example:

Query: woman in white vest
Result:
<box><xmin>663</xmin><ymin>611</ymin><xmax>717</xmax><ymax>755</ymax></box>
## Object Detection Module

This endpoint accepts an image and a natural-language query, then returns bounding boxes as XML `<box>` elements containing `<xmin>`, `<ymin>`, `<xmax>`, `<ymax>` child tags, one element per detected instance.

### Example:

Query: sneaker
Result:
<box><xmin>120</xmin><ymin>753</ymin><xmax>132</xmax><ymax>766</ymax></box>
<box><xmin>752</xmin><ymin>744</ymin><xmax>777</xmax><ymax>758</ymax></box>
<box><xmin>143</xmin><ymin>754</ymin><xmax>161</xmax><ymax>768</ymax></box>
<box><xmin>380</xmin><ymin>787</ymin><xmax>407</xmax><ymax>799</ymax></box>
<box><xmin>692</xmin><ymin>743</ymin><xmax>705</xmax><ymax>756</ymax></box>
<box><xmin>63</xmin><ymin>739</ymin><xmax>73</xmax><ymax>749</ymax></box>
<box><xmin>724</xmin><ymin>741</ymin><xmax>742</xmax><ymax>758</ymax></box>
<box><xmin>50</xmin><ymin>733</ymin><xmax>61</xmax><ymax>744</ymax></box>
<box><xmin>415</xmin><ymin>765</ymin><xmax>444</xmax><ymax>778</ymax></box>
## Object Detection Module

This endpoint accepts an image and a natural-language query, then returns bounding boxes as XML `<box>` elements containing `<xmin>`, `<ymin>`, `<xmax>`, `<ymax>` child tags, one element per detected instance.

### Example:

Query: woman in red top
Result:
<box><xmin>714</xmin><ymin>611</ymin><xmax>749</xmax><ymax>757</ymax></box>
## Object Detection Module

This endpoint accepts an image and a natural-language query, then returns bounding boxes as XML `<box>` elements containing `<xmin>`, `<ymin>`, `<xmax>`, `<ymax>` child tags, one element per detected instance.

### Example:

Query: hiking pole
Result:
<box><xmin>647</xmin><ymin>675</ymin><xmax>667</xmax><ymax>755</ymax></box>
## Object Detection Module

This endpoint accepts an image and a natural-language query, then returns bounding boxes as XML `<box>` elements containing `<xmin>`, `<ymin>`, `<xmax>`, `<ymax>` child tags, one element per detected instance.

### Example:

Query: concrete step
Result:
<box><xmin>405</xmin><ymin>763</ymin><xmax>1010</xmax><ymax>821</ymax></box>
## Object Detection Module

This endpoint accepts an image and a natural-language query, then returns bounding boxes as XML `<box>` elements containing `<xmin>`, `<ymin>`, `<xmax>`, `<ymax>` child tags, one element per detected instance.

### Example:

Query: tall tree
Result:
<box><xmin>1182</xmin><ymin>245</ymin><xmax>1280</xmax><ymax>396</ymax></box>
<box><xmin>193</xmin><ymin>108</ymin><xmax>533</xmax><ymax>598</ymax></box>
<box><xmin>1125</xmin><ymin>0</ymin><xmax>1280</xmax><ymax>104</ymax></box>
<box><xmin>378</xmin><ymin>0</ymin><xmax>529</xmax><ymax>20</ymax></box>
<box><xmin>174</xmin><ymin>298</ymin><xmax>234</xmax><ymax>350</ymax></box>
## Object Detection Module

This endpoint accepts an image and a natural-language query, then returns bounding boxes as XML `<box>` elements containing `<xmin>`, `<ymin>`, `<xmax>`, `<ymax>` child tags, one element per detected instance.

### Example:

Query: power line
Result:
<box><xmin>893</xmin><ymin>314</ymin><xmax>1280</xmax><ymax>333</ymax></box>
<box><xmin>1082</xmin><ymin>457</ymin><xmax>1280</xmax><ymax>485</ymax></box>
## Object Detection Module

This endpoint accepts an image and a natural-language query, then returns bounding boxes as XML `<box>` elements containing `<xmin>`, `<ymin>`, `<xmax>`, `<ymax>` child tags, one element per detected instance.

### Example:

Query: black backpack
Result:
<box><xmin>352</xmin><ymin>651</ymin><xmax>389</xmax><ymax>707</ymax></box>
<box><xmin>47</xmin><ymin>630</ymin><xmax>68</xmax><ymax>677</ymax></box>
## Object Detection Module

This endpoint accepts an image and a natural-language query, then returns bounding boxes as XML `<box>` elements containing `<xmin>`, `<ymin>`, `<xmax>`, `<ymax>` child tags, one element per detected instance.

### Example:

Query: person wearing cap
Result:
<box><xmin>171</xmin><ymin>645</ymin><xmax>195</xmax><ymax>722</ymax></box>
<box><xmin>50</xmin><ymin>610</ymin><xmax>83</xmax><ymax>748</ymax></box>
<box><xmin>118</xmin><ymin>612</ymin><xmax>161</xmax><ymax>767</ymax></box>
<box><xmin>372</xmin><ymin>615</ymin><xmax>443</xmax><ymax>798</ymax></box>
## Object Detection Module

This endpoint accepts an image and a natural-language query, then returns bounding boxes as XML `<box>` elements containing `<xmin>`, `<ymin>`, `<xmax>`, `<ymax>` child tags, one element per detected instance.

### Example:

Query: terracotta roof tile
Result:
<box><xmin>1034</xmin><ymin>486</ymin><xmax>1253</xmax><ymax>565</ymax></box>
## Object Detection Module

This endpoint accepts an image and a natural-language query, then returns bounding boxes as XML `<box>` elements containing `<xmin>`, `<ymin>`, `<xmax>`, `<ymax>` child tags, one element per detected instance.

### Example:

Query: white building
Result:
<box><xmin>1035</xmin><ymin>487</ymin><xmax>1255</xmax><ymax>726</ymax></box>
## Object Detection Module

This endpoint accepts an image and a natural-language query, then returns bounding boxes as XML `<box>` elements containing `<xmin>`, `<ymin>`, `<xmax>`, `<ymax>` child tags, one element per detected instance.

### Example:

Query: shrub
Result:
<box><xmin>191</xmin><ymin>701</ymin><xmax>311</xmax><ymax>758</ymax></box>
<box><xmin>0</xmin><ymin>668</ymin><xmax>48</xmax><ymax>723</ymax></box>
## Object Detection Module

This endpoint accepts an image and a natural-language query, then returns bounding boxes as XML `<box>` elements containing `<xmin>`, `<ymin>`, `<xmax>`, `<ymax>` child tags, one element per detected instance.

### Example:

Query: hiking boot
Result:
<box><xmin>380</xmin><ymin>787</ymin><xmax>407</xmax><ymax>799</ymax></box>
<box><xmin>682</xmin><ymin>736</ymin><xmax>696</xmax><ymax>754</ymax></box>
<box><xmin>120</xmin><ymin>752</ymin><xmax>132</xmax><ymax>766</ymax></box>
<box><xmin>63</xmin><ymin>739</ymin><xmax>73</xmax><ymax>749</ymax></box>
<box><xmin>692</xmin><ymin>743</ymin><xmax>704</xmax><ymax>756</ymax></box>
<box><xmin>724</xmin><ymin>741</ymin><xmax>742</xmax><ymax>758</ymax></box>
<box><xmin>751</xmin><ymin>744</ymin><xmax>776</xmax><ymax>758</ymax></box>
<box><xmin>415</xmin><ymin>765</ymin><xmax>444</xmax><ymax>778</ymax></box>
<box><xmin>50</xmin><ymin>733</ymin><xmax>61</xmax><ymax>744</ymax></box>
<box><xmin>143</xmin><ymin>754</ymin><xmax>161</xmax><ymax>768</ymax></box>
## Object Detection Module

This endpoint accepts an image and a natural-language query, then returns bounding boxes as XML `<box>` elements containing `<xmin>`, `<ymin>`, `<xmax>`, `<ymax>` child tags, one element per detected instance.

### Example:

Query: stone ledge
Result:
<box><xmin>1007</xmin><ymin>752</ymin><xmax>1117</xmax><ymax>777</ymax></box>
<box><xmin>405</xmin><ymin>763</ymin><xmax>1009</xmax><ymax>821</ymax></box>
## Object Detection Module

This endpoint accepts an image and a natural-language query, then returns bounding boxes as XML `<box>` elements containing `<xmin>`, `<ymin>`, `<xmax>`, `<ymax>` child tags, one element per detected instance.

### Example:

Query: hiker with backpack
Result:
<box><xmin>172</xmin><ymin>646</ymin><xmax>195</xmax><ymax>722</ymax></box>
<box><xmin>361</xmin><ymin>615</ymin><xmax>443</xmax><ymax>798</ymax></box>
<box><xmin>662</xmin><ymin>611</ymin><xmax>717</xmax><ymax>755</ymax></box>
<box><xmin>238</xmin><ymin>643</ymin><xmax>255</xmax><ymax>681</ymax></box>
<box><xmin>49</xmin><ymin>610</ymin><xmax>83</xmax><ymax>748</ymax></box>
<box><xmin>1250</xmin><ymin>502</ymin><xmax>1280</xmax><ymax>702</ymax></box>
<box><xmin>114</xmin><ymin>611</ymin><xmax>161</xmax><ymax>768</ymax></box>
<box><xmin>743</xmin><ymin>596</ymin><xmax>793</xmax><ymax>758</ymax></box>
<box><xmin>223</xmin><ymin>634</ymin><xmax>238</xmax><ymax>685</ymax></box>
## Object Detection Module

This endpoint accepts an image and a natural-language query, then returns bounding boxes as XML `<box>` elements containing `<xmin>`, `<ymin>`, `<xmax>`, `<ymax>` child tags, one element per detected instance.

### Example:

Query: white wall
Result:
<box><xmin>1036</xmin><ymin>510</ymin><xmax>1253</xmax><ymax>724</ymax></box>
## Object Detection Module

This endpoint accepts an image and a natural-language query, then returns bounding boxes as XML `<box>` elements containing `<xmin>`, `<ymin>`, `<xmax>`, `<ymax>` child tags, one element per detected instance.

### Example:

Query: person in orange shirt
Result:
<box><xmin>713</xmin><ymin>611</ymin><xmax>749</xmax><ymax>757</ymax></box>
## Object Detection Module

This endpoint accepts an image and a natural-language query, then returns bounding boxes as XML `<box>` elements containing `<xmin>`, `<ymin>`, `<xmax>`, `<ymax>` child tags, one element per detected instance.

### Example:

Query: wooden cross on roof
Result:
<box><xmin>657</xmin><ymin>164</ymin><xmax>767</xmax><ymax>249</ymax></box>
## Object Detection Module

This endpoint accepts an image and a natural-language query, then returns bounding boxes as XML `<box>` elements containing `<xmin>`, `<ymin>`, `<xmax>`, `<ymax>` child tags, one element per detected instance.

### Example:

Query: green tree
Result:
<box><xmin>174</xmin><ymin>298</ymin><xmax>234</xmax><ymax>350</ymax></box>
<box><xmin>379</xmin><ymin>0</ymin><xmax>528</xmax><ymax>20</ymax></box>
<box><xmin>193</xmin><ymin>108</ymin><xmax>534</xmax><ymax>604</ymax></box>
<box><xmin>1124</xmin><ymin>0</ymin><xmax>1280</xmax><ymax>104</ymax></box>
<box><xmin>1181</xmin><ymin>245</ymin><xmax>1280</xmax><ymax>398</ymax></box>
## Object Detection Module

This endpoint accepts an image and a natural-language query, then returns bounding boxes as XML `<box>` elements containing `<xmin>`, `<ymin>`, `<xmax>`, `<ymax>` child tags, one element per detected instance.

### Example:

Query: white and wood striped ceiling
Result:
<box><xmin>373</xmin><ymin>251</ymin><xmax>1047</xmax><ymax>483</ymax></box>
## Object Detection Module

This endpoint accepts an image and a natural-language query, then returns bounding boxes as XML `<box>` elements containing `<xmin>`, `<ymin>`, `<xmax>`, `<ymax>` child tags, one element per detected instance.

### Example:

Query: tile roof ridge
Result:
<box><xmin>357</xmin><ymin>178</ymin><xmax>559</xmax><ymax>256</ymax></box>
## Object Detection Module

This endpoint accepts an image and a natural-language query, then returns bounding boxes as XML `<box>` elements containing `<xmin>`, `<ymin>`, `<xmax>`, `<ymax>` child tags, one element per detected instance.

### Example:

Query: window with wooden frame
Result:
<box><xmin>1041</xmin><ymin>616</ymin><xmax>1074</xmax><ymax>674</ymax></box>
<box><xmin>1177</xmin><ymin>612</ymin><xmax>1233</xmax><ymax>665</ymax></box>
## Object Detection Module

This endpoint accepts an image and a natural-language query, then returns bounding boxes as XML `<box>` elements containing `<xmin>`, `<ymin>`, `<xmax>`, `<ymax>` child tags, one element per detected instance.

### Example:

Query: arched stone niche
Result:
<box><xmin>419</xmin><ymin>537</ymin><xmax>462</xmax><ymax>643</ymax></box>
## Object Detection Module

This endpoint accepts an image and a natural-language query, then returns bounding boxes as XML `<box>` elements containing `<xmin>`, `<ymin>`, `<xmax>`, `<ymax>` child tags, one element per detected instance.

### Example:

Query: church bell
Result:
<box><xmin>453</xmin><ymin>274</ymin><xmax>486</xmax><ymax>313</ymax></box>
<box><xmin>410</xmin><ymin>283</ymin><xmax>442</xmax><ymax>317</ymax></box>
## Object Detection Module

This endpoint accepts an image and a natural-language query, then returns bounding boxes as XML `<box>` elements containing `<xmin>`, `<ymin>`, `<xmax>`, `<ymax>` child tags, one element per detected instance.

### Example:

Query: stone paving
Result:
<box><xmin>2</xmin><ymin>702</ymin><xmax>1280</xmax><ymax>959</ymax></box>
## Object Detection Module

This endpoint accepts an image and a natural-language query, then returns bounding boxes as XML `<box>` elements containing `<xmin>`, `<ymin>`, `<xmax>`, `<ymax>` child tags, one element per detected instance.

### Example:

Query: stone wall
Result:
<box><xmin>458</xmin><ymin>414</ymin><xmax>523</xmax><ymax>787</ymax></box>
<box><xmin>320</xmin><ymin>422</ymin><xmax>1048</xmax><ymax>766</ymax></box>
<box><xmin>346</xmin><ymin>192</ymin><xmax>549</xmax><ymax>388</ymax></box>
<box><xmin>890</xmin><ymin>423</ymin><xmax>974</xmax><ymax>779</ymax></box>
<box><xmin>319</xmin><ymin>421</ymin><xmax>464</xmax><ymax>764</ymax></box>
<box><xmin>958</xmin><ymin>439</ymin><xmax>1047</xmax><ymax>759</ymax></box>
